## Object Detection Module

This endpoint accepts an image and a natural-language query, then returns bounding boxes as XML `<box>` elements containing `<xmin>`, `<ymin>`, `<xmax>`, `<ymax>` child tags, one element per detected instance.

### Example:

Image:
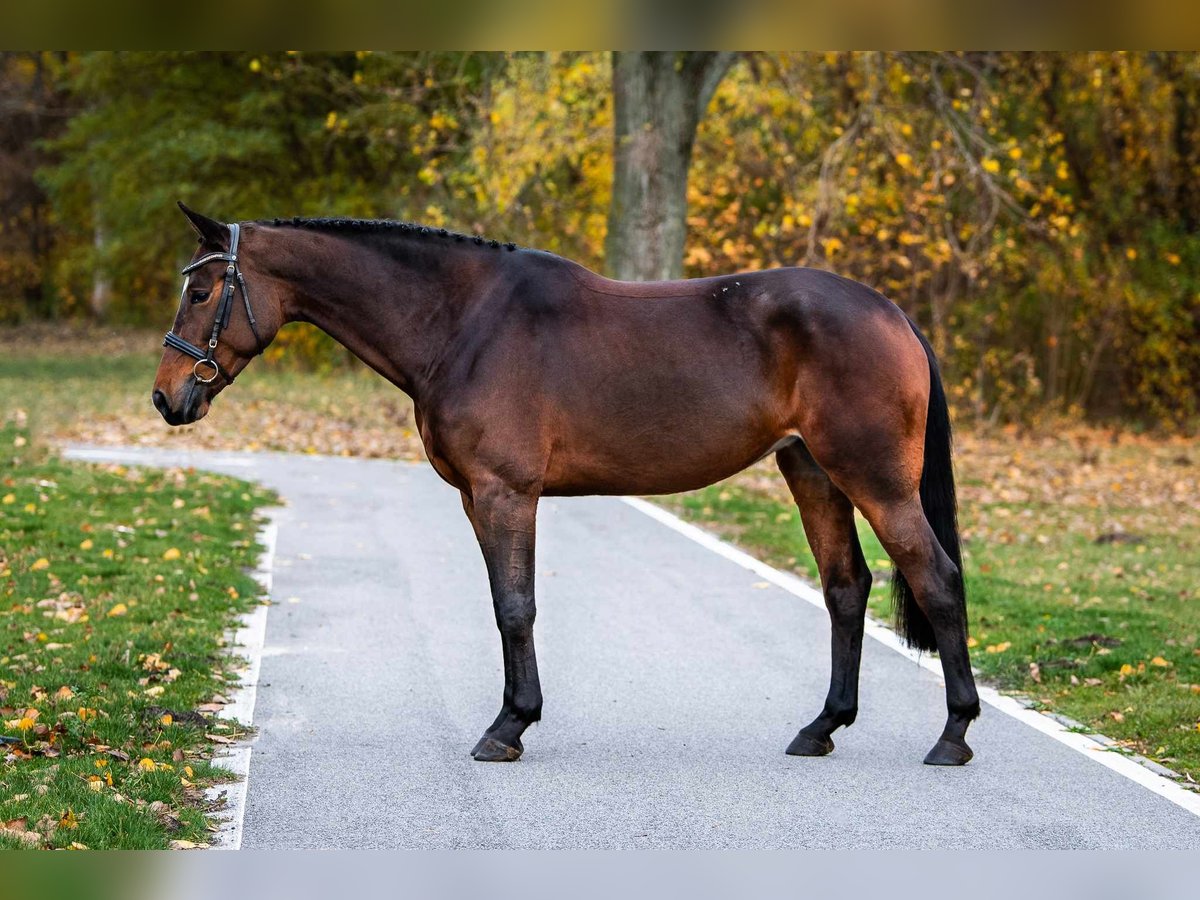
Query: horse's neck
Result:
<box><xmin>276</xmin><ymin>231</ymin><xmax>483</xmax><ymax>399</ymax></box>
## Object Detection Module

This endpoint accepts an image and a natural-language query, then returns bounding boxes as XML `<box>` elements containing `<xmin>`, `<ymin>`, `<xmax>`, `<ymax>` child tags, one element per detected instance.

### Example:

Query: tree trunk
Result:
<box><xmin>90</xmin><ymin>205</ymin><xmax>111</xmax><ymax>319</ymax></box>
<box><xmin>604</xmin><ymin>51</ymin><xmax>735</xmax><ymax>281</ymax></box>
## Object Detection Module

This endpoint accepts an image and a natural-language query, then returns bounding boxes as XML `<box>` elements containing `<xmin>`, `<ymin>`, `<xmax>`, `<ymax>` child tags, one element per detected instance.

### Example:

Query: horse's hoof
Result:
<box><xmin>923</xmin><ymin>738</ymin><xmax>973</xmax><ymax>766</ymax></box>
<box><xmin>471</xmin><ymin>736</ymin><xmax>523</xmax><ymax>762</ymax></box>
<box><xmin>785</xmin><ymin>732</ymin><xmax>834</xmax><ymax>757</ymax></box>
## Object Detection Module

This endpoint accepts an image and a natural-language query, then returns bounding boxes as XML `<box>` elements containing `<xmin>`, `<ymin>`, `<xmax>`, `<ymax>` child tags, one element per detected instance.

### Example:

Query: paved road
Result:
<box><xmin>65</xmin><ymin>446</ymin><xmax>1200</xmax><ymax>848</ymax></box>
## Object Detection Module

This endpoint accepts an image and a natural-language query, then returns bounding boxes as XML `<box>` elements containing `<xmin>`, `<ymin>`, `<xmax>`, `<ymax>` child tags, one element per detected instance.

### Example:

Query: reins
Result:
<box><xmin>163</xmin><ymin>222</ymin><xmax>262</xmax><ymax>383</ymax></box>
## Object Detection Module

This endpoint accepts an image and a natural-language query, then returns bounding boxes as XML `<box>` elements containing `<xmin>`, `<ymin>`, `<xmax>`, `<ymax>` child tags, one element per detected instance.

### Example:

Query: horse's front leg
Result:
<box><xmin>462</xmin><ymin>481</ymin><xmax>542</xmax><ymax>762</ymax></box>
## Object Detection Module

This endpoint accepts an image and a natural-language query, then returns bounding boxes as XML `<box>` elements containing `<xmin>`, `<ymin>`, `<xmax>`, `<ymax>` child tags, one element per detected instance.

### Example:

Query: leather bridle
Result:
<box><xmin>163</xmin><ymin>222</ymin><xmax>262</xmax><ymax>383</ymax></box>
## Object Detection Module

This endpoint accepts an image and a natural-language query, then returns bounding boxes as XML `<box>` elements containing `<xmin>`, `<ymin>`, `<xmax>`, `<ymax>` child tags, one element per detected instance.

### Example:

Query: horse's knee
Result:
<box><xmin>823</xmin><ymin>563</ymin><xmax>871</xmax><ymax>627</ymax></box>
<box><xmin>495</xmin><ymin>595</ymin><xmax>535</xmax><ymax>636</ymax></box>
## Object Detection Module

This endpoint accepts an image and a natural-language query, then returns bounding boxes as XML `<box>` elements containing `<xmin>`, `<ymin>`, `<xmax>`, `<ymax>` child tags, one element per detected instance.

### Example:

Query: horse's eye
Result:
<box><xmin>189</xmin><ymin>289</ymin><xmax>210</xmax><ymax>304</ymax></box>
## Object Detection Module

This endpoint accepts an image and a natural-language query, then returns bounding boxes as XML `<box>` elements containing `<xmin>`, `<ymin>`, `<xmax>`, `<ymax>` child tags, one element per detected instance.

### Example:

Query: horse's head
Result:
<box><xmin>152</xmin><ymin>203</ymin><xmax>284</xmax><ymax>425</ymax></box>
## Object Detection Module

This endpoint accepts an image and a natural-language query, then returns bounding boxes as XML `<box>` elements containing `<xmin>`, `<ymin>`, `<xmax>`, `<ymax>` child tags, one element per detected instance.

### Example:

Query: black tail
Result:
<box><xmin>891</xmin><ymin>320</ymin><xmax>965</xmax><ymax>652</ymax></box>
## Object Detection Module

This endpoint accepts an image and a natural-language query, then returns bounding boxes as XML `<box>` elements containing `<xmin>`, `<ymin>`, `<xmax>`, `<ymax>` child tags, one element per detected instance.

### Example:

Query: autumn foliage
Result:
<box><xmin>1</xmin><ymin>51</ymin><xmax>1197</xmax><ymax>428</ymax></box>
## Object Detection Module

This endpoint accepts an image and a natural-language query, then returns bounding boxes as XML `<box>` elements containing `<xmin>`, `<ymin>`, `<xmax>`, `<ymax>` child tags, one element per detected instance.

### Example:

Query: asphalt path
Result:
<box><xmin>63</xmin><ymin>446</ymin><xmax>1200</xmax><ymax>848</ymax></box>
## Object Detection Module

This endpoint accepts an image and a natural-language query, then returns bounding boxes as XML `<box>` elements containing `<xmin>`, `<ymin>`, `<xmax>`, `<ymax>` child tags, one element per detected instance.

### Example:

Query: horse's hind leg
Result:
<box><xmin>856</xmin><ymin>493</ymin><xmax>979</xmax><ymax>765</ymax></box>
<box><xmin>777</xmin><ymin>442</ymin><xmax>873</xmax><ymax>757</ymax></box>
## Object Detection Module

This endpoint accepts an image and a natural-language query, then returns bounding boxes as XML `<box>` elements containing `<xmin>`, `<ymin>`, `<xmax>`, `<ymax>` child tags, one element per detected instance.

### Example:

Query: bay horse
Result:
<box><xmin>153</xmin><ymin>203</ymin><xmax>980</xmax><ymax>766</ymax></box>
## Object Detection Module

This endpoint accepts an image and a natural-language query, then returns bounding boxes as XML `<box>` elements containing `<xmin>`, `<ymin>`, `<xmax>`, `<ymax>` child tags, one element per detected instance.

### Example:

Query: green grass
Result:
<box><xmin>0</xmin><ymin>423</ymin><xmax>275</xmax><ymax>849</ymax></box>
<box><xmin>658</xmin><ymin>480</ymin><xmax>1200</xmax><ymax>782</ymax></box>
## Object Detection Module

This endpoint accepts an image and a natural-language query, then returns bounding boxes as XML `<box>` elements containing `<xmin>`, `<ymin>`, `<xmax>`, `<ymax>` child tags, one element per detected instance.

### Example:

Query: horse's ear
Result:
<box><xmin>177</xmin><ymin>201</ymin><xmax>229</xmax><ymax>245</ymax></box>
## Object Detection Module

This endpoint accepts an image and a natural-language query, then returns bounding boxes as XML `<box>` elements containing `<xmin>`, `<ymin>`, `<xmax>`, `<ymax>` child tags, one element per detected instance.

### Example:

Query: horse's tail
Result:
<box><xmin>891</xmin><ymin>319</ymin><xmax>964</xmax><ymax>652</ymax></box>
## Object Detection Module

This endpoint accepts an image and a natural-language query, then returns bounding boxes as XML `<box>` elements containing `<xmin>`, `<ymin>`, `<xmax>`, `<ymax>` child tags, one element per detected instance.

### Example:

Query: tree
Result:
<box><xmin>604</xmin><ymin>51</ymin><xmax>735</xmax><ymax>281</ymax></box>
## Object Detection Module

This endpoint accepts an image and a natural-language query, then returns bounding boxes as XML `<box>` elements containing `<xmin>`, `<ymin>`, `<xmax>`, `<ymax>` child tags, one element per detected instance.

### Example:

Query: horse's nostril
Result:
<box><xmin>152</xmin><ymin>390</ymin><xmax>171</xmax><ymax>419</ymax></box>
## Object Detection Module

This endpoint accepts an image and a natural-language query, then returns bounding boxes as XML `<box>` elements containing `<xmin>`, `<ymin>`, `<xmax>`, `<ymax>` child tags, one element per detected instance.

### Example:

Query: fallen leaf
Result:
<box><xmin>0</xmin><ymin>826</ymin><xmax>40</xmax><ymax>846</ymax></box>
<box><xmin>137</xmin><ymin>757</ymin><xmax>157</xmax><ymax>772</ymax></box>
<box><xmin>30</xmin><ymin>558</ymin><xmax>50</xmax><ymax>571</ymax></box>
<box><xmin>162</xmin><ymin>548</ymin><xmax>181</xmax><ymax>561</ymax></box>
<box><xmin>205</xmin><ymin>733</ymin><xmax>235</xmax><ymax>744</ymax></box>
<box><xmin>1150</xmin><ymin>656</ymin><xmax>1171</xmax><ymax>667</ymax></box>
<box><xmin>107</xmin><ymin>603</ymin><xmax>128</xmax><ymax>617</ymax></box>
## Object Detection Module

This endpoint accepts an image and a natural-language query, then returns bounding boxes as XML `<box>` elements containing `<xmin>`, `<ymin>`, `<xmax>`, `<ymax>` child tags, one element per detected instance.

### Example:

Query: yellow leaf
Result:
<box><xmin>88</xmin><ymin>778</ymin><xmax>104</xmax><ymax>793</ymax></box>
<box><xmin>985</xmin><ymin>641</ymin><xmax>1011</xmax><ymax>654</ymax></box>
<box><xmin>1150</xmin><ymin>656</ymin><xmax>1171</xmax><ymax>667</ymax></box>
<box><xmin>54</xmin><ymin>685</ymin><xmax>74</xmax><ymax>702</ymax></box>
<box><xmin>30</xmin><ymin>558</ymin><xmax>50</xmax><ymax>571</ymax></box>
<box><xmin>160</xmin><ymin>714</ymin><xmax>173</xmax><ymax>726</ymax></box>
<box><xmin>1</xmin><ymin>493</ymin><xmax>14</xmax><ymax>504</ymax></box>
<box><xmin>895</xmin><ymin>152</ymin><xmax>912</xmax><ymax>168</ymax></box>
<box><xmin>1119</xmin><ymin>663</ymin><xmax>1134</xmax><ymax>677</ymax></box>
<box><xmin>1125</xmin><ymin>247</ymin><xmax>1138</xmax><ymax>261</ymax></box>
<box><xmin>107</xmin><ymin>603</ymin><xmax>128</xmax><ymax>618</ymax></box>
<box><xmin>982</xmin><ymin>158</ymin><xmax>1001</xmax><ymax>174</ymax></box>
<box><xmin>59</xmin><ymin>809</ymin><xmax>78</xmax><ymax>829</ymax></box>
<box><xmin>967</xmin><ymin>636</ymin><xmax>978</xmax><ymax>648</ymax></box>
<box><xmin>138</xmin><ymin>758</ymin><xmax>157</xmax><ymax>772</ymax></box>
<box><xmin>162</xmin><ymin>548</ymin><xmax>181</xmax><ymax>561</ymax></box>
<box><xmin>79</xmin><ymin>539</ymin><xmax>93</xmax><ymax>550</ymax></box>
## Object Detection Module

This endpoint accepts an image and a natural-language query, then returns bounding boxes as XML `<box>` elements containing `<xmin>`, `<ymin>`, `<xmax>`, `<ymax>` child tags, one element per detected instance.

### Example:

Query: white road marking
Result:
<box><xmin>204</xmin><ymin>512</ymin><xmax>278</xmax><ymax>849</ymax></box>
<box><xmin>621</xmin><ymin>496</ymin><xmax>1200</xmax><ymax>820</ymax></box>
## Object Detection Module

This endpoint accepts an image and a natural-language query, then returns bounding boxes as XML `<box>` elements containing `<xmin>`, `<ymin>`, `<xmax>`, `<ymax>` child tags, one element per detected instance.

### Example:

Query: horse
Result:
<box><xmin>153</xmin><ymin>203</ymin><xmax>980</xmax><ymax>766</ymax></box>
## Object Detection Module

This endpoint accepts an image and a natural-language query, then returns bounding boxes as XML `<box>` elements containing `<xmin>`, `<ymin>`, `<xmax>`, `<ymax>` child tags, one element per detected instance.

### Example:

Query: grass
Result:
<box><xmin>657</xmin><ymin>438</ymin><xmax>1200</xmax><ymax>783</ymax></box>
<box><xmin>0</xmin><ymin>422</ymin><xmax>275</xmax><ymax>849</ymax></box>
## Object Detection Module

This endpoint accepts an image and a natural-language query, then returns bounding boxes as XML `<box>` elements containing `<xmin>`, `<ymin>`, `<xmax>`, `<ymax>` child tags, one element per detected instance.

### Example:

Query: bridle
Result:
<box><xmin>163</xmin><ymin>222</ymin><xmax>262</xmax><ymax>384</ymax></box>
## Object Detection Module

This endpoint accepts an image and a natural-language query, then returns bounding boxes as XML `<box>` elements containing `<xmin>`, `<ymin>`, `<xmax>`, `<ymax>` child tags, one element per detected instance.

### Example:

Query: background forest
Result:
<box><xmin>2</xmin><ymin>50</ymin><xmax>1198</xmax><ymax>429</ymax></box>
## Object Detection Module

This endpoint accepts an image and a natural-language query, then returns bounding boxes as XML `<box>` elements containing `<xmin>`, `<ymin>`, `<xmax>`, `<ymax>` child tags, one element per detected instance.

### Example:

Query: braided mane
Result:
<box><xmin>263</xmin><ymin>216</ymin><xmax>519</xmax><ymax>252</ymax></box>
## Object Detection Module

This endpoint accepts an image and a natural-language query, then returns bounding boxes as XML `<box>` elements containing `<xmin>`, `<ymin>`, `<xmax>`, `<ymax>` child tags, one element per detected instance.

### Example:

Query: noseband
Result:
<box><xmin>163</xmin><ymin>222</ymin><xmax>262</xmax><ymax>383</ymax></box>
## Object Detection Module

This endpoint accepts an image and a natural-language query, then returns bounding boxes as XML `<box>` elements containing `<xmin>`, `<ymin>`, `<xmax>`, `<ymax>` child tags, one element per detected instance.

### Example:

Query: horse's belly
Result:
<box><xmin>541</xmin><ymin>415</ymin><xmax>795</xmax><ymax>497</ymax></box>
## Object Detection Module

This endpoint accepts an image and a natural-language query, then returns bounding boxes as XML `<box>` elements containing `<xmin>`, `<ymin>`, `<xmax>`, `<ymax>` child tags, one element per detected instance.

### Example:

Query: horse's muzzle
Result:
<box><xmin>152</xmin><ymin>388</ymin><xmax>202</xmax><ymax>426</ymax></box>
